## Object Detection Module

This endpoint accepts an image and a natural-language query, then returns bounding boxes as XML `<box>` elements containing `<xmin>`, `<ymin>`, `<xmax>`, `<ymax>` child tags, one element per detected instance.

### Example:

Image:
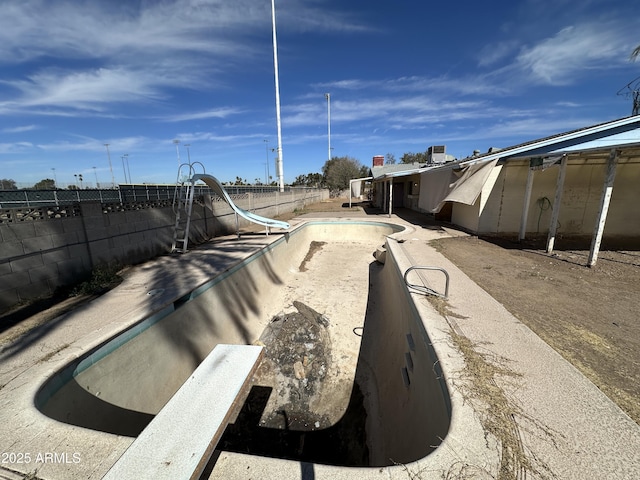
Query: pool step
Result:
<box><xmin>103</xmin><ymin>344</ymin><xmax>264</xmax><ymax>480</ymax></box>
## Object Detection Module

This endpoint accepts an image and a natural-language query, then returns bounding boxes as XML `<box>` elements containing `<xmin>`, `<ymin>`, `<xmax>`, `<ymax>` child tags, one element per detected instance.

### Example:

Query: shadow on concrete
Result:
<box><xmin>37</xmin><ymin>375</ymin><xmax>154</xmax><ymax>436</ymax></box>
<box><xmin>389</xmin><ymin>208</ymin><xmax>449</xmax><ymax>232</ymax></box>
<box><xmin>28</xmin><ymin>230</ymin><xmax>290</xmax><ymax>433</ymax></box>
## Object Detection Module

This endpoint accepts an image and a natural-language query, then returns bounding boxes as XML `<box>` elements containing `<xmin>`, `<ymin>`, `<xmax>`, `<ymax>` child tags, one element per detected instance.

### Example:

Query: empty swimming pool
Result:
<box><xmin>35</xmin><ymin>220</ymin><xmax>451</xmax><ymax>468</ymax></box>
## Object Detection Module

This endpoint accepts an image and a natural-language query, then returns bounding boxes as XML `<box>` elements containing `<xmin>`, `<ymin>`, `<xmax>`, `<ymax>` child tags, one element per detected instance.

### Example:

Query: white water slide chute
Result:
<box><xmin>192</xmin><ymin>173</ymin><xmax>290</xmax><ymax>238</ymax></box>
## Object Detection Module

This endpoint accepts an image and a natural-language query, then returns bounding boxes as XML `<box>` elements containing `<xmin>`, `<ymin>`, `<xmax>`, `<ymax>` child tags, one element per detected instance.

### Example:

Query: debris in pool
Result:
<box><xmin>299</xmin><ymin>241</ymin><xmax>327</xmax><ymax>272</ymax></box>
<box><xmin>251</xmin><ymin>301</ymin><xmax>332</xmax><ymax>430</ymax></box>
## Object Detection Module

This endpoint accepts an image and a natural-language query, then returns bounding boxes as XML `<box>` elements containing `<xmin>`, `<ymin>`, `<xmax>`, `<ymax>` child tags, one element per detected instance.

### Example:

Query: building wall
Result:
<box><xmin>455</xmin><ymin>158</ymin><xmax>640</xmax><ymax>239</ymax></box>
<box><xmin>0</xmin><ymin>189</ymin><xmax>328</xmax><ymax>313</ymax></box>
<box><xmin>451</xmin><ymin>202</ymin><xmax>480</xmax><ymax>232</ymax></box>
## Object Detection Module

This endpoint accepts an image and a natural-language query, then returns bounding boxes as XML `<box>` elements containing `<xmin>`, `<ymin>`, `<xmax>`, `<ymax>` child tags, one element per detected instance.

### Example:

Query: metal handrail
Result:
<box><xmin>403</xmin><ymin>266</ymin><xmax>450</xmax><ymax>299</ymax></box>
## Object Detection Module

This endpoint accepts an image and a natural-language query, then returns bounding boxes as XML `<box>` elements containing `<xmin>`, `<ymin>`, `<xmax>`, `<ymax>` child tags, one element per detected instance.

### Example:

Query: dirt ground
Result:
<box><xmin>430</xmin><ymin>235</ymin><xmax>640</xmax><ymax>426</ymax></box>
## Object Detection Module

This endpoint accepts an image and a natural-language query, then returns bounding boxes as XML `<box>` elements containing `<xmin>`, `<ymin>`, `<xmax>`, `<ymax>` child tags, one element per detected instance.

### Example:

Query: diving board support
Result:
<box><xmin>103</xmin><ymin>344</ymin><xmax>264</xmax><ymax>480</ymax></box>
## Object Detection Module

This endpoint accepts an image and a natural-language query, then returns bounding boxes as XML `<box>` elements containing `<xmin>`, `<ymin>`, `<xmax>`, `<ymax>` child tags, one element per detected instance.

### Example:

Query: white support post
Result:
<box><xmin>382</xmin><ymin>181</ymin><xmax>387</xmax><ymax>213</ymax></box>
<box><xmin>388</xmin><ymin>178</ymin><xmax>394</xmax><ymax>218</ymax></box>
<box><xmin>587</xmin><ymin>149</ymin><xmax>619</xmax><ymax>267</ymax></box>
<box><xmin>546</xmin><ymin>155</ymin><xmax>568</xmax><ymax>253</ymax></box>
<box><xmin>519</xmin><ymin>167</ymin><xmax>535</xmax><ymax>241</ymax></box>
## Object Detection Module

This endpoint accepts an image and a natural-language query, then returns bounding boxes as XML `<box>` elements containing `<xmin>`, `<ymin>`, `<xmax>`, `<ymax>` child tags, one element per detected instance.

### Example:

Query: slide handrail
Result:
<box><xmin>191</xmin><ymin>173</ymin><xmax>290</xmax><ymax>231</ymax></box>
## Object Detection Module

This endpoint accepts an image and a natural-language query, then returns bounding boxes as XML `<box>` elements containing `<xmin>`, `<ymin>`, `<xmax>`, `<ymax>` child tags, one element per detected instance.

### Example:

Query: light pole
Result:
<box><xmin>263</xmin><ymin>139</ymin><xmax>270</xmax><ymax>185</ymax></box>
<box><xmin>121</xmin><ymin>155</ymin><xmax>128</xmax><ymax>183</ymax></box>
<box><xmin>104</xmin><ymin>143</ymin><xmax>115</xmax><ymax>188</ymax></box>
<box><xmin>173</xmin><ymin>139</ymin><xmax>181</xmax><ymax>168</ymax></box>
<box><xmin>93</xmin><ymin>167</ymin><xmax>99</xmax><ymax>188</ymax></box>
<box><xmin>124</xmin><ymin>154</ymin><xmax>131</xmax><ymax>185</ymax></box>
<box><xmin>271</xmin><ymin>0</ymin><xmax>284</xmax><ymax>192</ymax></box>
<box><xmin>325</xmin><ymin>93</ymin><xmax>331</xmax><ymax>161</ymax></box>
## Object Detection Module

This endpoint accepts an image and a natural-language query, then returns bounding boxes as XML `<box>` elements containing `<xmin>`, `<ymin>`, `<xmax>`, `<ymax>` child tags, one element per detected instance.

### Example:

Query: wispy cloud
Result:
<box><xmin>513</xmin><ymin>22</ymin><xmax>634</xmax><ymax>85</ymax></box>
<box><xmin>160</xmin><ymin>107</ymin><xmax>244</xmax><ymax>122</ymax></box>
<box><xmin>478</xmin><ymin>41</ymin><xmax>519</xmax><ymax>68</ymax></box>
<box><xmin>0</xmin><ymin>1</ymin><xmax>369</xmax><ymax>117</ymax></box>
<box><xmin>2</xmin><ymin>124</ymin><xmax>38</xmax><ymax>134</ymax></box>
<box><xmin>2</xmin><ymin>67</ymin><xmax>172</xmax><ymax>112</ymax></box>
<box><xmin>0</xmin><ymin>141</ymin><xmax>35</xmax><ymax>154</ymax></box>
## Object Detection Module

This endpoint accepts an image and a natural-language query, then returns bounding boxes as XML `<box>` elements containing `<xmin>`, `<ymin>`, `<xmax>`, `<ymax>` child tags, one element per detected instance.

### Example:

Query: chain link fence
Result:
<box><xmin>0</xmin><ymin>184</ymin><xmax>299</xmax><ymax>208</ymax></box>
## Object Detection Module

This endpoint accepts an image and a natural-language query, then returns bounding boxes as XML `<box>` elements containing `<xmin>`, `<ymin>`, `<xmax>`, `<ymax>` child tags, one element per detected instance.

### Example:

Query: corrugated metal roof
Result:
<box><xmin>457</xmin><ymin>114</ymin><xmax>640</xmax><ymax>167</ymax></box>
<box><xmin>370</xmin><ymin>115</ymin><xmax>640</xmax><ymax>182</ymax></box>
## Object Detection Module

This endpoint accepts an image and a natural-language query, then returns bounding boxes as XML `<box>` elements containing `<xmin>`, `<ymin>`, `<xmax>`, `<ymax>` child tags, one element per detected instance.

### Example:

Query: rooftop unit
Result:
<box><xmin>427</xmin><ymin>146</ymin><xmax>447</xmax><ymax>164</ymax></box>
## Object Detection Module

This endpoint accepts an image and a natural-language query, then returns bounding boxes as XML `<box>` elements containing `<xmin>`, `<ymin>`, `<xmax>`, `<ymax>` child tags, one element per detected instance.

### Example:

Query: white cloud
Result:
<box><xmin>478</xmin><ymin>41</ymin><xmax>519</xmax><ymax>68</ymax></box>
<box><xmin>515</xmin><ymin>23</ymin><xmax>632</xmax><ymax>85</ymax></box>
<box><xmin>0</xmin><ymin>141</ymin><xmax>35</xmax><ymax>153</ymax></box>
<box><xmin>0</xmin><ymin>1</ymin><xmax>368</xmax><ymax>64</ymax></box>
<box><xmin>0</xmin><ymin>1</ymin><xmax>368</xmax><ymax>116</ymax></box>
<box><xmin>2</xmin><ymin>125</ymin><xmax>38</xmax><ymax>133</ymax></box>
<box><xmin>5</xmin><ymin>67</ymin><xmax>170</xmax><ymax>111</ymax></box>
<box><xmin>161</xmin><ymin>108</ymin><xmax>244</xmax><ymax>122</ymax></box>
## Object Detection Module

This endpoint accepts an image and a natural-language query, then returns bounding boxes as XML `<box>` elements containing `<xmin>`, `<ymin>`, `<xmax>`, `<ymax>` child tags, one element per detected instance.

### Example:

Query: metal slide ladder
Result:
<box><xmin>171</xmin><ymin>162</ymin><xmax>205</xmax><ymax>253</ymax></box>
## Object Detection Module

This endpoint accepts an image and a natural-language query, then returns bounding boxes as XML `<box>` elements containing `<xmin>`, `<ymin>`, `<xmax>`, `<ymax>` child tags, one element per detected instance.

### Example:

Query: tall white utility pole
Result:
<box><xmin>104</xmin><ymin>143</ymin><xmax>115</xmax><ymax>188</ymax></box>
<box><xmin>324</xmin><ymin>93</ymin><xmax>331</xmax><ymax>161</ymax></box>
<box><xmin>271</xmin><ymin>0</ymin><xmax>284</xmax><ymax>192</ymax></box>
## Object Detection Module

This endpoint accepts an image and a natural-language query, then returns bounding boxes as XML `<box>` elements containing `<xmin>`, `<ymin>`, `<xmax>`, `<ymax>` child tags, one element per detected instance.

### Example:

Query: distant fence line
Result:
<box><xmin>0</xmin><ymin>184</ymin><xmax>303</xmax><ymax>209</ymax></box>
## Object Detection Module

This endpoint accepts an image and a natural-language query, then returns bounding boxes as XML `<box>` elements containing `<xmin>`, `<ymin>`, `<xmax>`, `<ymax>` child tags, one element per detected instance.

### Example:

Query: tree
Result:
<box><xmin>0</xmin><ymin>178</ymin><xmax>17</xmax><ymax>190</ymax></box>
<box><xmin>322</xmin><ymin>156</ymin><xmax>364</xmax><ymax>196</ymax></box>
<box><xmin>400</xmin><ymin>150</ymin><xmax>429</xmax><ymax>164</ymax></box>
<box><xmin>292</xmin><ymin>172</ymin><xmax>324</xmax><ymax>187</ymax></box>
<box><xmin>33</xmin><ymin>178</ymin><xmax>56</xmax><ymax>189</ymax></box>
<box><xmin>385</xmin><ymin>153</ymin><xmax>396</xmax><ymax>165</ymax></box>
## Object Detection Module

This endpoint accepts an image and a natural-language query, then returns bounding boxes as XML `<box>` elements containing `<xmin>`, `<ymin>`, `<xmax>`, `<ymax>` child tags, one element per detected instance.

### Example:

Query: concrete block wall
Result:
<box><xmin>0</xmin><ymin>189</ymin><xmax>328</xmax><ymax>314</ymax></box>
<box><xmin>0</xmin><ymin>205</ymin><xmax>91</xmax><ymax>312</ymax></box>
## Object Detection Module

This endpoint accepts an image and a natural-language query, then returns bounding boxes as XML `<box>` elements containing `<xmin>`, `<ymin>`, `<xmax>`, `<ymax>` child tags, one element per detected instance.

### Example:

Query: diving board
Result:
<box><xmin>191</xmin><ymin>173</ymin><xmax>290</xmax><ymax>235</ymax></box>
<box><xmin>103</xmin><ymin>344</ymin><xmax>264</xmax><ymax>480</ymax></box>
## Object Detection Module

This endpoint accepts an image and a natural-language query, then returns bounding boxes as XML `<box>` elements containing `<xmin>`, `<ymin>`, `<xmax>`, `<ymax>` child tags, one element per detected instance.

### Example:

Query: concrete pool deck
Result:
<box><xmin>1</xmin><ymin>208</ymin><xmax>639</xmax><ymax>479</ymax></box>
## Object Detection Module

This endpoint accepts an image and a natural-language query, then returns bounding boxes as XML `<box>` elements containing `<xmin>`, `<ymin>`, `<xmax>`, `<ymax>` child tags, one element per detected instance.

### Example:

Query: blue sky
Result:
<box><xmin>0</xmin><ymin>0</ymin><xmax>638</xmax><ymax>188</ymax></box>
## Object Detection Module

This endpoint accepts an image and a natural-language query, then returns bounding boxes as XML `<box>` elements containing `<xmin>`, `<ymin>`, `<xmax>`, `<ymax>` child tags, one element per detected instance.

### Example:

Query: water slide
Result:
<box><xmin>191</xmin><ymin>173</ymin><xmax>290</xmax><ymax>233</ymax></box>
